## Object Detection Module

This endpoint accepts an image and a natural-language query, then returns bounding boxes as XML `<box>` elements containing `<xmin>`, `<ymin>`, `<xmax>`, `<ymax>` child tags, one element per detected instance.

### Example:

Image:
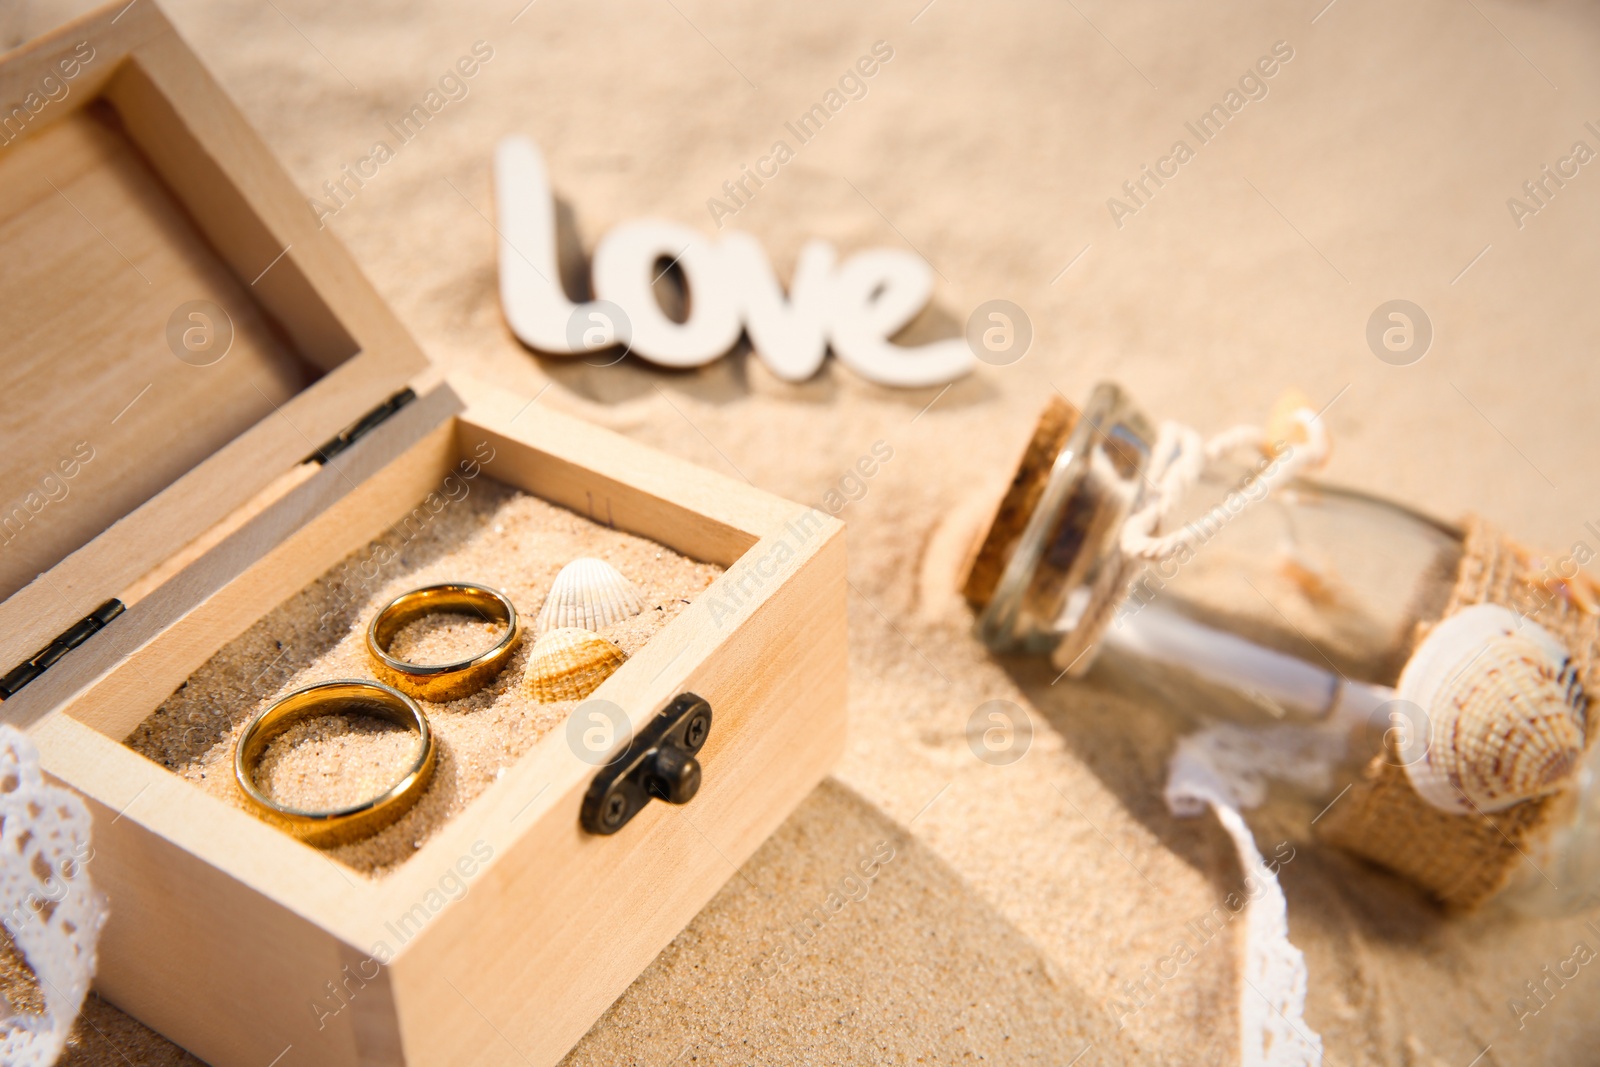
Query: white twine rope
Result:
<box><xmin>1063</xmin><ymin>408</ymin><xmax>1330</xmax><ymax>682</ymax></box>
<box><xmin>1122</xmin><ymin>412</ymin><xmax>1330</xmax><ymax>564</ymax></box>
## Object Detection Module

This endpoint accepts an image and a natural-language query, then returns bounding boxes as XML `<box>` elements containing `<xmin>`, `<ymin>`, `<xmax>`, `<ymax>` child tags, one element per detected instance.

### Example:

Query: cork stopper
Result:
<box><xmin>960</xmin><ymin>396</ymin><xmax>1078</xmax><ymax>609</ymax></box>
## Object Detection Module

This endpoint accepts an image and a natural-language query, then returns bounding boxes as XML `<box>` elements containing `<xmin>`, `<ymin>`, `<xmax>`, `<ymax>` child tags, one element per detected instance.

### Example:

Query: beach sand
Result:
<box><xmin>12</xmin><ymin>0</ymin><xmax>1600</xmax><ymax>1061</ymax></box>
<box><xmin>123</xmin><ymin>482</ymin><xmax>721</xmax><ymax>876</ymax></box>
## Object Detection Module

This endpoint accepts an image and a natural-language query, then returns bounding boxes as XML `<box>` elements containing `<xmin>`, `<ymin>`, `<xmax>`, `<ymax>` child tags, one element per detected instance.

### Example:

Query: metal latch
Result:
<box><xmin>302</xmin><ymin>387</ymin><xmax>416</xmax><ymax>465</ymax></box>
<box><xmin>580</xmin><ymin>693</ymin><xmax>712</xmax><ymax>835</ymax></box>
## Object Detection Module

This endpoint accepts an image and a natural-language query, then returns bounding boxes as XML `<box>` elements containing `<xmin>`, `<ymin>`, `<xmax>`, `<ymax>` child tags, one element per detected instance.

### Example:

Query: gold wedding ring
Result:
<box><xmin>234</xmin><ymin>680</ymin><xmax>436</xmax><ymax>847</ymax></box>
<box><xmin>366</xmin><ymin>583</ymin><xmax>522</xmax><ymax>702</ymax></box>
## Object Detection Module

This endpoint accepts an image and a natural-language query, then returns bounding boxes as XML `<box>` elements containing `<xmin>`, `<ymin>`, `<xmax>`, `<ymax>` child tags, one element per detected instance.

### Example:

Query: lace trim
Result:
<box><xmin>1166</xmin><ymin>723</ymin><xmax>1332</xmax><ymax>1067</ymax></box>
<box><xmin>0</xmin><ymin>725</ymin><xmax>106</xmax><ymax>1066</ymax></box>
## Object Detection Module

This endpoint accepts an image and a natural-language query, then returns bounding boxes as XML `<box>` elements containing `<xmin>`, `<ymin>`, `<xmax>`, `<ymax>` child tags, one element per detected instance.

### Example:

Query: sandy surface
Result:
<box><xmin>12</xmin><ymin>0</ymin><xmax>1600</xmax><ymax>1062</ymax></box>
<box><xmin>124</xmin><ymin>482</ymin><xmax>719</xmax><ymax>875</ymax></box>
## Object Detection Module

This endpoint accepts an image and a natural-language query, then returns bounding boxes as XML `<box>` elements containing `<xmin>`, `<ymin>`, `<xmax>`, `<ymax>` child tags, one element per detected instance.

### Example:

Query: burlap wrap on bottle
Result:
<box><xmin>1317</xmin><ymin>517</ymin><xmax>1600</xmax><ymax>909</ymax></box>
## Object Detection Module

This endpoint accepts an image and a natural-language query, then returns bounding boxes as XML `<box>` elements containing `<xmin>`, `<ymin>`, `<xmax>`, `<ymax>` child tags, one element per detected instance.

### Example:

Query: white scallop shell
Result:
<box><xmin>535</xmin><ymin>558</ymin><xmax>642</xmax><ymax>634</ymax></box>
<box><xmin>1399</xmin><ymin>603</ymin><xmax>1587</xmax><ymax>813</ymax></box>
<box><xmin>525</xmin><ymin>627</ymin><xmax>627</xmax><ymax>703</ymax></box>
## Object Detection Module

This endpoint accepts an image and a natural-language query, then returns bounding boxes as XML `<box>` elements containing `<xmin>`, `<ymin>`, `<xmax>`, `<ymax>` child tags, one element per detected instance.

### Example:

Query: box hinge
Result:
<box><xmin>302</xmin><ymin>387</ymin><xmax>417</xmax><ymax>465</ymax></box>
<box><xmin>0</xmin><ymin>599</ymin><xmax>126</xmax><ymax>700</ymax></box>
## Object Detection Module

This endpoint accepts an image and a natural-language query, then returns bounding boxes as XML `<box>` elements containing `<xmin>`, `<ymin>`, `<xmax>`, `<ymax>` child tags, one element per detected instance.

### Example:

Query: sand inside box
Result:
<box><xmin>124</xmin><ymin>479</ymin><xmax>722</xmax><ymax>876</ymax></box>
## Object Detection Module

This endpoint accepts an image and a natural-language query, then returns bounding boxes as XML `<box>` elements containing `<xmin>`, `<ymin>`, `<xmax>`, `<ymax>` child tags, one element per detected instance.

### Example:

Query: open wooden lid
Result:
<box><xmin>0</xmin><ymin>1</ymin><xmax>429</xmax><ymax>678</ymax></box>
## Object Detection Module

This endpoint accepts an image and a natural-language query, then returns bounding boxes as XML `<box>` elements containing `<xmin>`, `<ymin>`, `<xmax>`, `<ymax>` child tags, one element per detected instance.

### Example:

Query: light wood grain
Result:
<box><xmin>33</xmin><ymin>714</ymin><xmax>372</xmax><ymax>1067</ymax></box>
<box><xmin>21</xmin><ymin>372</ymin><xmax>847</xmax><ymax>1066</ymax></box>
<box><xmin>449</xmin><ymin>374</ymin><xmax>793</xmax><ymax>566</ymax></box>
<box><xmin>2</xmin><ymin>7</ymin><xmax>848</xmax><ymax>1062</ymax></box>
<box><xmin>3</xmin><ymin>384</ymin><xmax>465</xmax><ymax>739</ymax></box>
<box><xmin>0</xmin><ymin>107</ymin><xmax>309</xmax><ymax>603</ymax></box>
<box><xmin>0</xmin><ymin>0</ymin><xmax>429</xmax><ymax>674</ymax></box>
<box><xmin>387</xmin><ymin>500</ymin><xmax>848</xmax><ymax>1067</ymax></box>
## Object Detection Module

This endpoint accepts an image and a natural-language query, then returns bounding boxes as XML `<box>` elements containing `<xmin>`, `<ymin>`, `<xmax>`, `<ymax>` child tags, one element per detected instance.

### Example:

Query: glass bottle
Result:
<box><xmin>965</xmin><ymin>382</ymin><xmax>1463</xmax><ymax>726</ymax></box>
<box><xmin>960</xmin><ymin>381</ymin><xmax>1595</xmax><ymax>913</ymax></box>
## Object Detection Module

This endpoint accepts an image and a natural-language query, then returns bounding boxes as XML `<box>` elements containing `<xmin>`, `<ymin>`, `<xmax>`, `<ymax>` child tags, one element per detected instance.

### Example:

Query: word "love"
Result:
<box><xmin>493</xmin><ymin>136</ymin><xmax>972</xmax><ymax>387</ymax></box>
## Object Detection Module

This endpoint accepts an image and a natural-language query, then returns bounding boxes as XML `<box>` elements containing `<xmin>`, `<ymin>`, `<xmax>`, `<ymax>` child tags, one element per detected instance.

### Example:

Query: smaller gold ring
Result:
<box><xmin>235</xmin><ymin>680</ymin><xmax>436</xmax><ymax>847</ymax></box>
<box><xmin>366</xmin><ymin>583</ymin><xmax>522</xmax><ymax>702</ymax></box>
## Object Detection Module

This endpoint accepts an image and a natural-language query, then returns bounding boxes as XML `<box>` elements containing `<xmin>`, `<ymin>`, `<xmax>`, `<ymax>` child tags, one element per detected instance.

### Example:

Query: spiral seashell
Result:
<box><xmin>535</xmin><ymin>558</ymin><xmax>642</xmax><ymax>634</ymax></box>
<box><xmin>525</xmin><ymin>627</ymin><xmax>627</xmax><ymax>703</ymax></box>
<box><xmin>1399</xmin><ymin>604</ymin><xmax>1587</xmax><ymax>814</ymax></box>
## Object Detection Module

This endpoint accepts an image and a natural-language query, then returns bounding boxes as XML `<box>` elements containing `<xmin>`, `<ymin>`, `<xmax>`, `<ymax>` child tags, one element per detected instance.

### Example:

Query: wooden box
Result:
<box><xmin>0</xmin><ymin>5</ymin><xmax>848</xmax><ymax>1064</ymax></box>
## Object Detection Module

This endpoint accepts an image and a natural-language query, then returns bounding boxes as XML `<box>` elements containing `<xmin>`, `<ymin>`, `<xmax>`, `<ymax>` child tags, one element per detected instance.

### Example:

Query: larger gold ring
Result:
<box><xmin>234</xmin><ymin>680</ymin><xmax>436</xmax><ymax>847</ymax></box>
<box><xmin>366</xmin><ymin>583</ymin><xmax>522</xmax><ymax>701</ymax></box>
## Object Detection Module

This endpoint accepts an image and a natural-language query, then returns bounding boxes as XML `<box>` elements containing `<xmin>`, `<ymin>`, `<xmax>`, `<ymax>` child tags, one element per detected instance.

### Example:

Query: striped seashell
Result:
<box><xmin>525</xmin><ymin>627</ymin><xmax>627</xmax><ymax>703</ymax></box>
<box><xmin>1399</xmin><ymin>603</ymin><xmax>1587</xmax><ymax>814</ymax></box>
<box><xmin>536</xmin><ymin>558</ymin><xmax>642</xmax><ymax>634</ymax></box>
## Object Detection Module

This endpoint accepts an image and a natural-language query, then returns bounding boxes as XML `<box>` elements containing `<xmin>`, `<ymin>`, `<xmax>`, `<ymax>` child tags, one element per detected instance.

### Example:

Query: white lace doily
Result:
<box><xmin>0</xmin><ymin>725</ymin><xmax>106</xmax><ymax>1066</ymax></box>
<box><xmin>1166</xmin><ymin>723</ymin><xmax>1336</xmax><ymax>1067</ymax></box>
